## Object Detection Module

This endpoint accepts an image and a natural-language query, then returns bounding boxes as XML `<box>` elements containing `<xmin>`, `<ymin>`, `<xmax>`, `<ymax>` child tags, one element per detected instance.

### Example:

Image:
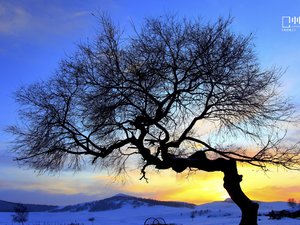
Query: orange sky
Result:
<box><xmin>1</xmin><ymin>158</ymin><xmax>300</xmax><ymax>205</ymax></box>
<box><xmin>111</xmin><ymin>164</ymin><xmax>300</xmax><ymax>205</ymax></box>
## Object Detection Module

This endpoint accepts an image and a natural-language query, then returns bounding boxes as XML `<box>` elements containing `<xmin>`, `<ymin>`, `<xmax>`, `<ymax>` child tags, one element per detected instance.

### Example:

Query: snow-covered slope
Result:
<box><xmin>0</xmin><ymin>200</ymin><xmax>299</xmax><ymax>225</ymax></box>
<box><xmin>1</xmin><ymin>194</ymin><xmax>300</xmax><ymax>225</ymax></box>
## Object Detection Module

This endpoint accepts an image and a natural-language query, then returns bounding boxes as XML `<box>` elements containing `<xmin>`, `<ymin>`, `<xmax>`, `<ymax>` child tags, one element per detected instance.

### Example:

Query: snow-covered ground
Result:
<box><xmin>0</xmin><ymin>201</ymin><xmax>299</xmax><ymax>225</ymax></box>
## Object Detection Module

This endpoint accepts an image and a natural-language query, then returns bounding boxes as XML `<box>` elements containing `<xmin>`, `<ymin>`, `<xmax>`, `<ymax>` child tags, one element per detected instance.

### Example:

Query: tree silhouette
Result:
<box><xmin>9</xmin><ymin>15</ymin><xmax>300</xmax><ymax>225</ymax></box>
<box><xmin>12</xmin><ymin>203</ymin><xmax>28</xmax><ymax>225</ymax></box>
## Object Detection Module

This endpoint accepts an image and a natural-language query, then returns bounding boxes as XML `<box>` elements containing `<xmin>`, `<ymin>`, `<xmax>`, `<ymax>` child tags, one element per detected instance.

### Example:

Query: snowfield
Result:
<box><xmin>0</xmin><ymin>201</ymin><xmax>299</xmax><ymax>225</ymax></box>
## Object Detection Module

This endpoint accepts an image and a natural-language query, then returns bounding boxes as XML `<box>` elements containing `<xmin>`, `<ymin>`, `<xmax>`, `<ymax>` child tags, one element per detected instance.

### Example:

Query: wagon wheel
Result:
<box><xmin>144</xmin><ymin>217</ymin><xmax>156</xmax><ymax>225</ymax></box>
<box><xmin>144</xmin><ymin>217</ymin><xmax>167</xmax><ymax>225</ymax></box>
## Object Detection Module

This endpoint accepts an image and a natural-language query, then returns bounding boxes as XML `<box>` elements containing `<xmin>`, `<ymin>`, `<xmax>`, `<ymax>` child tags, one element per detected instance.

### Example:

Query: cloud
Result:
<box><xmin>246</xmin><ymin>185</ymin><xmax>300</xmax><ymax>202</ymax></box>
<box><xmin>2</xmin><ymin>160</ymin><xmax>300</xmax><ymax>205</ymax></box>
<box><xmin>0</xmin><ymin>1</ymin><xmax>91</xmax><ymax>38</ymax></box>
<box><xmin>0</xmin><ymin>3</ymin><xmax>32</xmax><ymax>35</ymax></box>
<box><xmin>0</xmin><ymin>168</ymin><xmax>122</xmax><ymax>205</ymax></box>
<box><xmin>0</xmin><ymin>188</ymin><xmax>104</xmax><ymax>205</ymax></box>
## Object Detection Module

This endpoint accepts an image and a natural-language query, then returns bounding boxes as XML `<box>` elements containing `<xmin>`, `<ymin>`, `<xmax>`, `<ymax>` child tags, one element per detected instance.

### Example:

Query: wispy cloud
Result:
<box><xmin>0</xmin><ymin>188</ymin><xmax>103</xmax><ymax>205</ymax></box>
<box><xmin>0</xmin><ymin>166</ymin><xmax>121</xmax><ymax>204</ymax></box>
<box><xmin>0</xmin><ymin>1</ymin><xmax>91</xmax><ymax>39</ymax></box>
<box><xmin>0</xmin><ymin>3</ymin><xmax>32</xmax><ymax>35</ymax></box>
<box><xmin>246</xmin><ymin>185</ymin><xmax>300</xmax><ymax>202</ymax></box>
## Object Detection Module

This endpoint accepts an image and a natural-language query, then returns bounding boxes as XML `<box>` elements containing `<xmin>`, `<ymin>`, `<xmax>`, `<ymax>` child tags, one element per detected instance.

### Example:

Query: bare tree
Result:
<box><xmin>9</xmin><ymin>15</ymin><xmax>300</xmax><ymax>225</ymax></box>
<box><xmin>12</xmin><ymin>204</ymin><xmax>28</xmax><ymax>225</ymax></box>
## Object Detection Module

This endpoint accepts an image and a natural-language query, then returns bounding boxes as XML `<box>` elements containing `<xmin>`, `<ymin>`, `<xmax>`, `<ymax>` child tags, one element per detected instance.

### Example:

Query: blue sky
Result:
<box><xmin>1</xmin><ymin>0</ymin><xmax>300</xmax><ymax>205</ymax></box>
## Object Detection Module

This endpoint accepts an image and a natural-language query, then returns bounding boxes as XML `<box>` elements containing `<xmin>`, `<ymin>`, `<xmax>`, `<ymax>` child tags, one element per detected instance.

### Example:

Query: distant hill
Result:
<box><xmin>0</xmin><ymin>193</ymin><xmax>195</xmax><ymax>212</ymax></box>
<box><xmin>0</xmin><ymin>200</ymin><xmax>57</xmax><ymax>212</ymax></box>
<box><xmin>53</xmin><ymin>194</ymin><xmax>196</xmax><ymax>212</ymax></box>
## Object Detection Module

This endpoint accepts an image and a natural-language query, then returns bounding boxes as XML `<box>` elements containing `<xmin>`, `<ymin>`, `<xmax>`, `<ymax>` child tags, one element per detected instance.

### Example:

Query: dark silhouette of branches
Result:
<box><xmin>9</xmin><ymin>15</ymin><xmax>299</xmax><ymax>225</ymax></box>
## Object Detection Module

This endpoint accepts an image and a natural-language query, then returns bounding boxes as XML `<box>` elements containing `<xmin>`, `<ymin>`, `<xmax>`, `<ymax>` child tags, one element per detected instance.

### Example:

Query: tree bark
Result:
<box><xmin>223</xmin><ymin>160</ymin><xmax>259</xmax><ymax>225</ymax></box>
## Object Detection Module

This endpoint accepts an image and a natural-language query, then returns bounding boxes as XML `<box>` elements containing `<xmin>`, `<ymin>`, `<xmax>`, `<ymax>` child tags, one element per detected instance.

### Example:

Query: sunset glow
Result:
<box><xmin>121</xmin><ymin>165</ymin><xmax>300</xmax><ymax>204</ymax></box>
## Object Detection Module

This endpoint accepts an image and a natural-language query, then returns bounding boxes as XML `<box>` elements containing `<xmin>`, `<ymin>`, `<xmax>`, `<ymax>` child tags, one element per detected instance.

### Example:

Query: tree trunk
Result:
<box><xmin>167</xmin><ymin>153</ymin><xmax>259</xmax><ymax>225</ymax></box>
<box><xmin>223</xmin><ymin>160</ymin><xmax>259</xmax><ymax>225</ymax></box>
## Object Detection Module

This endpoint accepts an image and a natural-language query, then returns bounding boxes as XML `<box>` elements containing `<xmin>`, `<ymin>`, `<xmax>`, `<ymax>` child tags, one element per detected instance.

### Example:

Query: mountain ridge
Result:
<box><xmin>0</xmin><ymin>193</ymin><xmax>195</xmax><ymax>212</ymax></box>
<box><xmin>0</xmin><ymin>199</ymin><xmax>57</xmax><ymax>212</ymax></box>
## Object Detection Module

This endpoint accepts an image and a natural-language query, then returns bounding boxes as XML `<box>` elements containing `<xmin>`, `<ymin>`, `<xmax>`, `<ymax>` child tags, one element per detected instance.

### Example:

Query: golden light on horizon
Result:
<box><xmin>6</xmin><ymin>159</ymin><xmax>300</xmax><ymax>205</ymax></box>
<box><xmin>2</xmin><ymin>159</ymin><xmax>299</xmax><ymax>207</ymax></box>
<box><xmin>113</xmin><ymin>164</ymin><xmax>300</xmax><ymax>204</ymax></box>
